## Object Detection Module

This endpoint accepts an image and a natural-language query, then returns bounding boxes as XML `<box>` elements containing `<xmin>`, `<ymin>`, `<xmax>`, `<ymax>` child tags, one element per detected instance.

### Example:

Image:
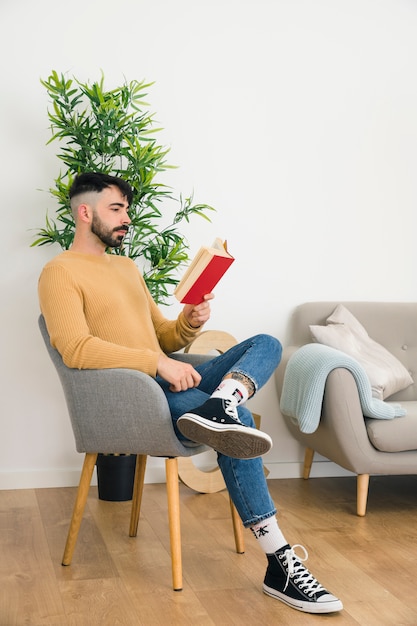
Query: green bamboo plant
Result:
<box><xmin>32</xmin><ymin>70</ymin><xmax>214</xmax><ymax>304</ymax></box>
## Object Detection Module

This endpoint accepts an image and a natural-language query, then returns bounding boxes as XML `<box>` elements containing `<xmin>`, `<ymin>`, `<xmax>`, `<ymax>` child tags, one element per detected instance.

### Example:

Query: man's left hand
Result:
<box><xmin>183</xmin><ymin>293</ymin><xmax>214</xmax><ymax>328</ymax></box>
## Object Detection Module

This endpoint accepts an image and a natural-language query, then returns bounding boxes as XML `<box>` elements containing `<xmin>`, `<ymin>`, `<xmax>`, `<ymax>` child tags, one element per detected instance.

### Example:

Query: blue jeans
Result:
<box><xmin>156</xmin><ymin>334</ymin><xmax>282</xmax><ymax>527</ymax></box>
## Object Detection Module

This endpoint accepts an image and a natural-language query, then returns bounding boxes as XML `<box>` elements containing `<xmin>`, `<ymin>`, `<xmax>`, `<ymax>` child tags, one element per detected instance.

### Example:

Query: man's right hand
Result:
<box><xmin>157</xmin><ymin>353</ymin><xmax>202</xmax><ymax>392</ymax></box>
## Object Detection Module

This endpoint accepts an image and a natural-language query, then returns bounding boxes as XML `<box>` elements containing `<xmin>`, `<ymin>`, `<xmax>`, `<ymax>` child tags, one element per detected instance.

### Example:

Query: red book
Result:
<box><xmin>174</xmin><ymin>238</ymin><xmax>234</xmax><ymax>304</ymax></box>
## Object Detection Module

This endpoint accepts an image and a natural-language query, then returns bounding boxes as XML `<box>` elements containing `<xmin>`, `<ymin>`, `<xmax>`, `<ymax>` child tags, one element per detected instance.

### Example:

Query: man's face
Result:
<box><xmin>90</xmin><ymin>186</ymin><xmax>131</xmax><ymax>248</ymax></box>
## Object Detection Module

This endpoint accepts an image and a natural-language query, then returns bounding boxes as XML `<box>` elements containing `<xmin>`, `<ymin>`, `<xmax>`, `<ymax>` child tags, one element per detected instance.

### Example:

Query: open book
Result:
<box><xmin>174</xmin><ymin>238</ymin><xmax>235</xmax><ymax>304</ymax></box>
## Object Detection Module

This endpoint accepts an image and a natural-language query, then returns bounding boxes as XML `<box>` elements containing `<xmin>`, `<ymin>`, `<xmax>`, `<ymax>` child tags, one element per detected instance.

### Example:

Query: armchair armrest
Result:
<box><xmin>276</xmin><ymin>347</ymin><xmax>387</xmax><ymax>475</ymax></box>
<box><xmin>60</xmin><ymin>367</ymin><xmax>174</xmax><ymax>455</ymax></box>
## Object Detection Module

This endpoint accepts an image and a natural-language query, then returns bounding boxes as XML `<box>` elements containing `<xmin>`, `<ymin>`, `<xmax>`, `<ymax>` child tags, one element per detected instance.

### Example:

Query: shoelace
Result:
<box><xmin>223</xmin><ymin>398</ymin><xmax>241</xmax><ymax>422</ymax></box>
<box><xmin>281</xmin><ymin>545</ymin><xmax>326</xmax><ymax>596</ymax></box>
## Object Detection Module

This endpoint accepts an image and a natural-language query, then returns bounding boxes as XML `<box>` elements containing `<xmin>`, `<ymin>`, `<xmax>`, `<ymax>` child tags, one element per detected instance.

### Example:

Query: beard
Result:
<box><xmin>91</xmin><ymin>213</ymin><xmax>128</xmax><ymax>248</ymax></box>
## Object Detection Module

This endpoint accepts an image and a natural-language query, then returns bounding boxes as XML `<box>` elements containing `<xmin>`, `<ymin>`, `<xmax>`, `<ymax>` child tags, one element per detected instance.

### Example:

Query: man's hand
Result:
<box><xmin>157</xmin><ymin>353</ymin><xmax>202</xmax><ymax>392</ymax></box>
<box><xmin>183</xmin><ymin>293</ymin><xmax>214</xmax><ymax>328</ymax></box>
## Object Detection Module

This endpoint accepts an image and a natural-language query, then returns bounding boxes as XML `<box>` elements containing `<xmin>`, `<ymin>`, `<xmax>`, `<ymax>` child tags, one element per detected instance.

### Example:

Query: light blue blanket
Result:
<box><xmin>280</xmin><ymin>343</ymin><xmax>406</xmax><ymax>434</ymax></box>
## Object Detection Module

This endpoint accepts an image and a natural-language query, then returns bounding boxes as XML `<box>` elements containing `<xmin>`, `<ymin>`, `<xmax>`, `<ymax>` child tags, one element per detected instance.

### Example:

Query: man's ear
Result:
<box><xmin>77</xmin><ymin>203</ymin><xmax>92</xmax><ymax>223</ymax></box>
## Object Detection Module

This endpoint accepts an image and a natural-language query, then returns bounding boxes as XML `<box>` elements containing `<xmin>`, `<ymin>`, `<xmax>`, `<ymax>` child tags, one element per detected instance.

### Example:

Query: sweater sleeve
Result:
<box><xmin>38</xmin><ymin>263</ymin><xmax>160</xmax><ymax>376</ymax></box>
<box><xmin>143</xmin><ymin>286</ymin><xmax>202</xmax><ymax>353</ymax></box>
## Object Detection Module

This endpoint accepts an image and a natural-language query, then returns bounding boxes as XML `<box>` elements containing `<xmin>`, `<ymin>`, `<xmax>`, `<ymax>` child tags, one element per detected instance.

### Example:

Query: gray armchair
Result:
<box><xmin>38</xmin><ymin>315</ymin><xmax>244</xmax><ymax>590</ymax></box>
<box><xmin>275</xmin><ymin>302</ymin><xmax>417</xmax><ymax>517</ymax></box>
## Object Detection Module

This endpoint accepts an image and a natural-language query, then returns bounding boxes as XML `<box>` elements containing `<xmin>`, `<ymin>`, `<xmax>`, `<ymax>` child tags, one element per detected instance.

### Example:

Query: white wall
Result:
<box><xmin>1</xmin><ymin>0</ymin><xmax>417</xmax><ymax>489</ymax></box>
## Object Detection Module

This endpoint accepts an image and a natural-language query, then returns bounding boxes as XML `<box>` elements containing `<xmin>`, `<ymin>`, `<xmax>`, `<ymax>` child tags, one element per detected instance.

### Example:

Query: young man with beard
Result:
<box><xmin>38</xmin><ymin>172</ymin><xmax>343</xmax><ymax>615</ymax></box>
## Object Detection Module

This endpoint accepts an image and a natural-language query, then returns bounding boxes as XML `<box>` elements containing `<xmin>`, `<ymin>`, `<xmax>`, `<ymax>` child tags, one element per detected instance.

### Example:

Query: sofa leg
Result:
<box><xmin>356</xmin><ymin>474</ymin><xmax>369</xmax><ymax>516</ymax></box>
<box><xmin>303</xmin><ymin>448</ymin><xmax>314</xmax><ymax>479</ymax></box>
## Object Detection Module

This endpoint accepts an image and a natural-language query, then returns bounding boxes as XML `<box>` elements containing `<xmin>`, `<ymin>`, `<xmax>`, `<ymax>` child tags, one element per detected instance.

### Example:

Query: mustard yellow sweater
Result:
<box><xmin>38</xmin><ymin>251</ymin><xmax>201</xmax><ymax>376</ymax></box>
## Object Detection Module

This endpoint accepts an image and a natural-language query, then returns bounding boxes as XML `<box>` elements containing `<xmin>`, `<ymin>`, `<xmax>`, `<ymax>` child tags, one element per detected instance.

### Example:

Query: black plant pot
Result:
<box><xmin>96</xmin><ymin>454</ymin><xmax>137</xmax><ymax>501</ymax></box>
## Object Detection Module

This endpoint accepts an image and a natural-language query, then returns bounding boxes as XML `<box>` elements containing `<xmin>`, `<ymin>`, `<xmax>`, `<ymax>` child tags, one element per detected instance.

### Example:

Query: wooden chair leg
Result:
<box><xmin>129</xmin><ymin>454</ymin><xmax>147</xmax><ymax>537</ymax></box>
<box><xmin>303</xmin><ymin>447</ymin><xmax>315</xmax><ymax>479</ymax></box>
<box><xmin>165</xmin><ymin>457</ymin><xmax>183</xmax><ymax>591</ymax></box>
<box><xmin>229</xmin><ymin>498</ymin><xmax>245</xmax><ymax>554</ymax></box>
<box><xmin>62</xmin><ymin>452</ymin><xmax>97</xmax><ymax>566</ymax></box>
<box><xmin>356</xmin><ymin>473</ymin><xmax>369</xmax><ymax>517</ymax></box>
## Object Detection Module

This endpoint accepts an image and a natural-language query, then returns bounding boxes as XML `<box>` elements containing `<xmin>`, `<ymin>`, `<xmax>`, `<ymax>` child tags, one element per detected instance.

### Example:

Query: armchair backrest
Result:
<box><xmin>286</xmin><ymin>302</ymin><xmax>417</xmax><ymax>402</ymax></box>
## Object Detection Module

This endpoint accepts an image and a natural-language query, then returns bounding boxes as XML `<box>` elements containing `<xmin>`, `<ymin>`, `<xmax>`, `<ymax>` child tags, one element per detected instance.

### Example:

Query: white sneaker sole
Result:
<box><xmin>177</xmin><ymin>414</ymin><xmax>272</xmax><ymax>459</ymax></box>
<box><xmin>263</xmin><ymin>583</ymin><xmax>343</xmax><ymax>614</ymax></box>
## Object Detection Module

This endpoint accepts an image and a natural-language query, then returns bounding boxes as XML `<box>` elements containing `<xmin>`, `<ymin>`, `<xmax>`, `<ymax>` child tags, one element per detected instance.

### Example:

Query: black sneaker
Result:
<box><xmin>176</xmin><ymin>397</ymin><xmax>272</xmax><ymax>459</ymax></box>
<box><xmin>263</xmin><ymin>544</ymin><xmax>343</xmax><ymax>614</ymax></box>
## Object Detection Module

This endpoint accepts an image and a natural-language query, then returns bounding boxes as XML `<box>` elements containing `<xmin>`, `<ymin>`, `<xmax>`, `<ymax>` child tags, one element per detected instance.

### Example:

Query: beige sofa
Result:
<box><xmin>275</xmin><ymin>302</ymin><xmax>417</xmax><ymax>516</ymax></box>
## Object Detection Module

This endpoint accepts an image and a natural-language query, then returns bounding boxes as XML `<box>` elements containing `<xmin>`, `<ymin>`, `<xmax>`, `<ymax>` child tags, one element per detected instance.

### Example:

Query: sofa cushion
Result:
<box><xmin>309</xmin><ymin>304</ymin><xmax>413</xmax><ymax>400</ymax></box>
<box><xmin>366</xmin><ymin>401</ymin><xmax>417</xmax><ymax>452</ymax></box>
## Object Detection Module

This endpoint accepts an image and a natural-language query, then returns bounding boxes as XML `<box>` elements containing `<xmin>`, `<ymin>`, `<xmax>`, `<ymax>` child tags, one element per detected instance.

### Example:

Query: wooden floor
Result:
<box><xmin>2</xmin><ymin>474</ymin><xmax>417</xmax><ymax>625</ymax></box>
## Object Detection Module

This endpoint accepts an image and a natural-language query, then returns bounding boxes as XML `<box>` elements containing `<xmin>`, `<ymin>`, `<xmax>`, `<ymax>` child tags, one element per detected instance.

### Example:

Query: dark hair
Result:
<box><xmin>69</xmin><ymin>172</ymin><xmax>134</xmax><ymax>205</ymax></box>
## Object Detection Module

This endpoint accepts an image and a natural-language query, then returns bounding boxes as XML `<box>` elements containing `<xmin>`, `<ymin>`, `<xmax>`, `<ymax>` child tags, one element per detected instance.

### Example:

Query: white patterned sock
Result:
<box><xmin>250</xmin><ymin>517</ymin><xmax>288</xmax><ymax>554</ymax></box>
<box><xmin>211</xmin><ymin>378</ymin><xmax>249</xmax><ymax>406</ymax></box>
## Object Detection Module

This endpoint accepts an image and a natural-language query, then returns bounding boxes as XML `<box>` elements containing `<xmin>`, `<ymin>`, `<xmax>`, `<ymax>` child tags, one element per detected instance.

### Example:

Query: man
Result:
<box><xmin>38</xmin><ymin>172</ymin><xmax>343</xmax><ymax>614</ymax></box>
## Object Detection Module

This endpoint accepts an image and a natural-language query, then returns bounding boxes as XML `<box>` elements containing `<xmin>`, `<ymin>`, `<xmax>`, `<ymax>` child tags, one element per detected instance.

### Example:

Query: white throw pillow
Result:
<box><xmin>309</xmin><ymin>304</ymin><xmax>413</xmax><ymax>400</ymax></box>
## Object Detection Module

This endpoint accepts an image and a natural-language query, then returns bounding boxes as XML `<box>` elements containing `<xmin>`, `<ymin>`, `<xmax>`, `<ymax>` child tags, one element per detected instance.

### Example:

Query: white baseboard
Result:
<box><xmin>0</xmin><ymin>460</ymin><xmax>354</xmax><ymax>491</ymax></box>
<box><xmin>265</xmin><ymin>460</ymin><xmax>354</xmax><ymax>479</ymax></box>
<box><xmin>0</xmin><ymin>469</ymin><xmax>98</xmax><ymax>490</ymax></box>
<box><xmin>143</xmin><ymin>460</ymin><xmax>355</xmax><ymax>484</ymax></box>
